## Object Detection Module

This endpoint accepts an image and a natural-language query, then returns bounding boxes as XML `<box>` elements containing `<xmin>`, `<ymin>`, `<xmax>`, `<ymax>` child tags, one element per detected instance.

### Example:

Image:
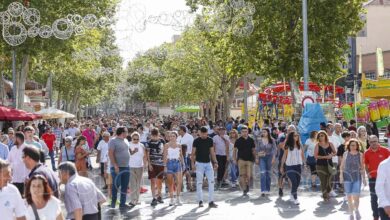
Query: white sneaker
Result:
<box><xmin>329</xmin><ymin>190</ymin><xmax>337</xmax><ymax>197</ymax></box>
<box><xmin>169</xmin><ymin>198</ymin><xmax>175</xmax><ymax>206</ymax></box>
<box><xmin>176</xmin><ymin>197</ymin><xmax>182</xmax><ymax>205</ymax></box>
<box><xmin>294</xmin><ymin>199</ymin><xmax>300</xmax><ymax>205</ymax></box>
<box><xmin>289</xmin><ymin>195</ymin><xmax>295</xmax><ymax>202</ymax></box>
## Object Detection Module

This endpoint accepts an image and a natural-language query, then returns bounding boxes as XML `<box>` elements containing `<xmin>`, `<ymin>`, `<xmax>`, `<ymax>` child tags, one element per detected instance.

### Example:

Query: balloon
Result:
<box><xmin>368</xmin><ymin>101</ymin><xmax>381</xmax><ymax>122</ymax></box>
<box><xmin>357</xmin><ymin>104</ymin><xmax>369</xmax><ymax>123</ymax></box>
<box><xmin>377</xmin><ymin>99</ymin><xmax>389</xmax><ymax>118</ymax></box>
<box><xmin>341</xmin><ymin>104</ymin><xmax>354</xmax><ymax>120</ymax></box>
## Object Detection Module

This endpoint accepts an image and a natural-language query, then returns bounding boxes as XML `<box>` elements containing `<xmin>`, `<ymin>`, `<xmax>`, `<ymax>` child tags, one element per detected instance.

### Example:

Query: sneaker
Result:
<box><xmin>349</xmin><ymin>214</ymin><xmax>354</xmax><ymax>220</ymax></box>
<box><xmin>169</xmin><ymin>198</ymin><xmax>175</xmax><ymax>206</ymax></box>
<box><xmin>128</xmin><ymin>202</ymin><xmax>136</xmax><ymax>207</ymax></box>
<box><xmin>151</xmin><ymin>198</ymin><xmax>158</xmax><ymax>206</ymax></box>
<box><xmin>157</xmin><ymin>196</ymin><xmax>164</xmax><ymax>203</ymax></box>
<box><xmin>176</xmin><ymin>197</ymin><xmax>182</xmax><ymax>205</ymax></box>
<box><xmin>329</xmin><ymin>190</ymin><xmax>337</xmax><ymax>197</ymax></box>
<box><xmin>261</xmin><ymin>193</ymin><xmax>265</xmax><ymax>197</ymax></box>
<box><xmin>199</xmin><ymin>201</ymin><xmax>204</xmax><ymax>207</ymax></box>
<box><xmin>293</xmin><ymin>199</ymin><xmax>300</xmax><ymax>205</ymax></box>
<box><xmin>278</xmin><ymin>188</ymin><xmax>283</xmax><ymax>197</ymax></box>
<box><xmin>289</xmin><ymin>195</ymin><xmax>295</xmax><ymax>202</ymax></box>
<box><xmin>208</xmin><ymin>202</ymin><xmax>218</xmax><ymax>208</ymax></box>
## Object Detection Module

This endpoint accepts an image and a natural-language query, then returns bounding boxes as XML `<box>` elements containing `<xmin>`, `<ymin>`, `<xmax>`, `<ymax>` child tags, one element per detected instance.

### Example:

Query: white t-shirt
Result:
<box><xmin>305</xmin><ymin>139</ymin><xmax>316</xmax><ymax>157</ymax></box>
<box><xmin>329</xmin><ymin>135</ymin><xmax>341</xmax><ymax>164</ymax></box>
<box><xmin>0</xmin><ymin>184</ymin><xmax>26</xmax><ymax>219</ymax></box>
<box><xmin>177</xmin><ymin>133</ymin><xmax>194</xmax><ymax>156</ymax></box>
<box><xmin>7</xmin><ymin>144</ymin><xmax>29</xmax><ymax>183</ymax></box>
<box><xmin>97</xmin><ymin>140</ymin><xmax>109</xmax><ymax>163</ymax></box>
<box><xmin>129</xmin><ymin>142</ymin><xmax>145</xmax><ymax>168</ymax></box>
<box><xmin>26</xmin><ymin>197</ymin><xmax>61</xmax><ymax>220</ymax></box>
<box><xmin>139</xmin><ymin>132</ymin><xmax>148</xmax><ymax>143</ymax></box>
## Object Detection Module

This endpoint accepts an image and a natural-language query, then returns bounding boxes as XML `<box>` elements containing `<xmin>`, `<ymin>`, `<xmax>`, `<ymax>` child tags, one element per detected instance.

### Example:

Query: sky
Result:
<box><xmin>114</xmin><ymin>0</ymin><xmax>191</xmax><ymax>66</ymax></box>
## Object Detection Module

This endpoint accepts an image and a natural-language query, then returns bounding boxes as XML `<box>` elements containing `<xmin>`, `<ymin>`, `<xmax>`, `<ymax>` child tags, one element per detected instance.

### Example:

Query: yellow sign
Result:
<box><xmin>361</xmin><ymin>73</ymin><xmax>390</xmax><ymax>99</ymax></box>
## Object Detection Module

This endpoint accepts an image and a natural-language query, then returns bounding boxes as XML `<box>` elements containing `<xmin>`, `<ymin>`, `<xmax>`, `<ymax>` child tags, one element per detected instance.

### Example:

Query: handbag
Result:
<box><xmin>31</xmin><ymin>203</ymin><xmax>40</xmax><ymax>220</ymax></box>
<box><xmin>327</xmin><ymin>160</ymin><xmax>337</xmax><ymax>176</ymax></box>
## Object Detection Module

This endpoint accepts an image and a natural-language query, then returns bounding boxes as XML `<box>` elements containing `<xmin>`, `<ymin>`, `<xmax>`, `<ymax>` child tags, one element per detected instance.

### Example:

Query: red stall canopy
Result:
<box><xmin>0</xmin><ymin>106</ymin><xmax>42</xmax><ymax>121</ymax></box>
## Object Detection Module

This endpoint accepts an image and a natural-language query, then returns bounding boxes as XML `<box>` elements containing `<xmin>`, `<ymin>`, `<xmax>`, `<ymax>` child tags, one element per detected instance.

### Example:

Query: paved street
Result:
<box><xmin>51</xmin><ymin>155</ymin><xmax>375</xmax><ymax>220</ymax></box>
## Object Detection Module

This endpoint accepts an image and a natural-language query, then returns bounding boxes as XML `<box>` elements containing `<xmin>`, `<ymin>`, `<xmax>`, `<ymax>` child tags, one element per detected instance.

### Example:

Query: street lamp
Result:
<box><xmin>302</xmin><ymin>0</ymin><xmax>309</xmax><ymax>91</ymax></box>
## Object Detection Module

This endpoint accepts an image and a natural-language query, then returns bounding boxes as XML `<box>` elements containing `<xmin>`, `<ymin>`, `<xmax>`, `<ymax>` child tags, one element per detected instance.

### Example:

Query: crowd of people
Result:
<box><xmin>0</xmin><ymin>114</ymin><xmax>390</xmax><ymax>220</ymax></box>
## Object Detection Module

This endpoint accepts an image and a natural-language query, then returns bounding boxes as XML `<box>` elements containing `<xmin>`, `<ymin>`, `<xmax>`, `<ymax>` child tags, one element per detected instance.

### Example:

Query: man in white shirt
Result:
<box><xmin>178</xmin><ymin>125</ymin><xmax>194</xmax><ymax>161</ymax></box>
<box><xmin>67</xmin><ymin>122</ymin><xmax>79</xmax><ymax>138</ymax></box>
<box><xmin>96</xmin><ymin>132</ymin><xmax>111</xmax><ymax>189</ymax></box>
<box><xmin>0</xmin><ymin>159</ymin><xmax>26</xmax><ymax>220</ymax></box>
<box><xmin>376</xmin><ymin>157</ymin><xmax>390</xmax><ymax>220</ymax></box>
<box><xmin>7</xmin><ymin>132</ymin><xmax>29</xmax><ymax>196</ymax></box>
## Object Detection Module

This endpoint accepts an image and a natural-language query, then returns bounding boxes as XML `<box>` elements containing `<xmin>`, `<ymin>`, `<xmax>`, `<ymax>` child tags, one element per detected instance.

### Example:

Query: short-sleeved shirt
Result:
<box><xmin>234</xmin><ymin>136</ymin><xmax>255</xmax><ymax>162</ymax></box>
<box><xmin>64</xmin><ymin>174</ymin><xmax>106</xmax><ymax>219</ymax></box>
<box><xmin>146</xmin><ymin>139</ymin><xmax>165</xmax><ymax>166</ymax></box>
<box><xmin>0</xmin><ymin>184</ymin><xmax>26</xmax><ymax>219</ymax></box>
<box><xmin>364</xmin><ymin>146</ymin><xmax>390</xmax><ymax>179</ymax></box>
<box><xmin>42</xmin><ymin>133</ymin><xmax>56</xmax><ymax>151</ymax></box>
<box><xmin>193</xmin><ymin>137</ymin><xmax>213</xmax><ymax>163</ymax></box>
<box><xmin>213</xmin><ymin>135</ymin><xmax>229</xmax><ymax>156</ymax></box>
<box><xmin>337</xmin><ymin>144</ymin><xmax>346</xmax><ymax>157</ymax></box>
<box><xmin>108</xmin><ymin>137</ymin><xmax>130</xmax><ymax>168</ymax></box>
<box><xmin>97</xmin><ymin>140</ymin><xmax>109</xmax><ymax>163</ymax></box>
<box><xmin>26</xmin><ymin>196</ymin><xmax>61</xmax><ymax>220</ymax></box>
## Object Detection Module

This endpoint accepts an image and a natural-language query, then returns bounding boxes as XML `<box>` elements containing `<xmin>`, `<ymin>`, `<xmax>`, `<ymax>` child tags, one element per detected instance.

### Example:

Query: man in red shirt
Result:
<box><xmin>42</xmin><ymin>127</ymin><xmax>57</xmax><ymax>171</ymax></box>
<box><xmin>364</xmin><ymin>135</ymin><xmax>390</xmax><ymax>220</ymax></box>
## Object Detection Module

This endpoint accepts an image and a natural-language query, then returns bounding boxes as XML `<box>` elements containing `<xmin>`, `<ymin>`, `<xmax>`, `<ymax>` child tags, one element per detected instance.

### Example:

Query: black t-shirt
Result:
<box><xmin>337</xmin><ymin>144</ymin><xmax>346</xmax><ymax>157</ymax></box>
<box><xmin>146</xmin><ymin>139</ymin><xmax>166</xmax><ymax>166</ymax></box>
<box><xmin>193</xmin><ymin>137</ymin><xmax>213</xmax><ymax>163</ymax></box>
<box><xmin>234</xmin><ymin>136</ymin><xmax>255</xmax><ymax>162</ymax></box>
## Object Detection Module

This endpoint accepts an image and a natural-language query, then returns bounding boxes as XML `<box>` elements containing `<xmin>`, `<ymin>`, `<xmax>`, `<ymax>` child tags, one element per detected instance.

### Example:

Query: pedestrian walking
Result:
<box><xmin>58</xmin><ymin>162</ymin><xmax>106</xmax><ymax>220</ymax></box>
<box><xmin>7</xmin><ymin>132</ymin><xmax>29</xmax><ymax>196</ymax></box>
<box><xmin>233</xmin><ymin>125</ymin><xmax>256</xmax><ymax>196</ymax></box>
<box><xmin>376</xmin><ymin>157</ymin><xmax>390</xmax><ymax>220</ymax></box>
<box><xmin>75</xmin><ymin>136</ymin><xmax>89</xmax><ymax>177</ymax></box>
<box><xmin>96</xmin><ymin>132</ymin><xmax>110</xmax><ymax>190</ymax></box>
<box><xmin>314</xmin><ymin>130</ymin><xmax>337</xmax><ymax>201</ymax></box>
<box><xmin>213</xmin><ymin>127</ymin><xmax>230</xmax><ymax>188</ymax></box>
<box><xmin>304</xmin><ymin>131</ymin><xmax>318</xmax><ymax>188</ymax></box>
<box><xmin>25</xmin><ymin>175</ymin><xmax>64</xmax><ymax>220</ymax></box>
<box><xmin>41</xmin><ymin>127</ymin><xmax>57</xmax><ymax>171</ymax></box>
<box><xmin>0</xmin><ymin>159</ymin><xmax>26</xmax><ymax>220</ymax></box>
<box><xmin>108</xmin><ymin>126</ymin><xmax>130</xmax><ymax>209</ymax></box>
<box><xmin>128</xmin><ymin>132</ymin><xmax>147</xmax><ymax>207</ymax></box>
<box><xmin>163</xmin><ymin>131</ymin><xmax>184</xmax><ymax>206</ymax></box>
<box><xmin>146</xmin><ymin>128</ymin><xmax>166</xmax><ymax>206</ymax></box>
<box><xmin>364</xmin><ymin>135</ymin><xmax>390</xmax><ymax>220</ymax></box>
<box><xmin>191</xmin><ymin>126</ymin><xmax>218</xmax><ymax>208</ymax></box>
<box><xmin>0</xmin><ymin>134</ymin><xmax>9</xmax><ymax>160</ymax></box>
<box><xmin>339</xmin><ymin>139</ymin><xmax>366</xmax><ymax>220</ymax></box>
<box><xmin>255</xmin><ymin>128</ymin><xmax>277</xmax><ymax>196</ymax></box>
<box><xmin>58</xmin><ymin>136</ymin><xmax>76</xmax><ymax>165</ymax></box>
<box><xmin>228</xmin><ymin>129</ymin><xmax>239</xmax><ymax>188</ymax></box>
<box><xmin>280</xmin><ymin>131</ymin><xmax>305</xmax><ymax>205</ymax></box>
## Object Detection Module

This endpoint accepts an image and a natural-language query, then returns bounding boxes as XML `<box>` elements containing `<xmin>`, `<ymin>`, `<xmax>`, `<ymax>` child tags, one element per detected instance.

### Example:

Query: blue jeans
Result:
<box><xmin>110</xmin><ymin>167</ymin><xmax>130</xmax><ymax>207</ymax></box>
<box><xmin>229</xmin><ymin>160</ymin><xmax>238</xmax><ymax>183</ymax></box>
<box><xmin>196</xmin><ymin>162</ymin><xmax>215</xmax><ymax>203</ymax></box>
<box><xmin>286</xmin><ymin>165</ymin><xmax>302</xmax><ymax>200</ymax></box>
<box><xmin>259</xmin><ymin>155</ymin><xmax>272</xmax><ymax>192</ymax></box>
<box><xmin>49</xmin><ymin>151</ymin><xmax>56</xmax><ymax>170</ymax></box>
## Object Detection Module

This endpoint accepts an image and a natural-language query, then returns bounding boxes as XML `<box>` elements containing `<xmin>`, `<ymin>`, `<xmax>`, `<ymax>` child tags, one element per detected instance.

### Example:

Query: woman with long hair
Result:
<box><xmin>314</xmin><ymin>130</ymin><xmax>337</xmax><ymax>201</ymax></box>
<box><xmin>256</xmin><ymin>128</ymin><xmax>277</xmax><ymax>196</ymax></box>
<box><xmin>357</xmin><ymin>126</ymin><xmax>369</xmax><ymax>152</ymax></box>
<box><xmin>163</xmin><ymin>131</ymin><xmax>185</xmax><ymax>206</ymax></box>
<box><xmin>25</xmin><ymin>175</ymin><xmax>64</xmax><ymax>220</ymax></box>
<box><xmin>280</xmin><ymin>131</ymin><xmax>304</xmax><ymax>205</ymax></box>
<box><xmin>340</xmin><ymin>139</ymin><xmax>367</xmax><ymax>220</ymax></box>
<box><xmin>74</xmin><ymin>135</ymin><xmax>89</xmax><ymax>177</ymax></box>
<box><xmin>304</xmin><ymin>131</ymin><xmax>318</xmax><ymax>188</ymax></box>
<box><xmin>228</xmin><ymin>129</ymin><xmax>239</xmax><ymax>188</ymax></box>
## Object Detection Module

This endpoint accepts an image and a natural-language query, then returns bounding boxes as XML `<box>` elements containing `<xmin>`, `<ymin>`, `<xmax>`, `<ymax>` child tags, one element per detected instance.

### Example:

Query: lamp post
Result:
<box><xmin>302</xmin><ymin>0</ymin><xmax>309</xmax><ymax>91</ymax></box>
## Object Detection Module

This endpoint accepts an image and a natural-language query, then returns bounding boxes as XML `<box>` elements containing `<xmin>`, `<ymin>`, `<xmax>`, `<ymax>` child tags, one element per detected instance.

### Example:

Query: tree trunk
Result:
<box><xmin>222</xmin><ymin>78</ymin><xmax>238</xmax><ymax>120</ymax></box>
<box><xmin>210</xmin><ymin>100</ymin><xmax>217</xmax><ymax>123</ymax></box>
<box><xmin>205</xmin><ymin>101</ymin><xmax>210</xmax><ymax>119</ymax></box>
<box><xmin>17</xmin><ymin>55</ymin><xmax>29</xmax><ymax>109</ymax></box>
<box><xmin>289</xmin><ymin>79</ymin><xmax>302</xmax><ymax>120</ymax></box>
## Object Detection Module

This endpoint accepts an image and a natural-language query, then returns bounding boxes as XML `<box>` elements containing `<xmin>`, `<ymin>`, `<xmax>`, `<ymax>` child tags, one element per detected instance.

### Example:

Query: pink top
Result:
<box><xmin>82</xmin><ymin>129</ymin><xmax>96</xmax><ymax>149</ymax></box>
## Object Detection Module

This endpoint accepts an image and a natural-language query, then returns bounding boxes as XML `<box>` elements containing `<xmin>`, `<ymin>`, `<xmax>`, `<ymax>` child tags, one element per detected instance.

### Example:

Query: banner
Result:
<box><xmin>376</xmin><ymin>48</ymin><xmax>384</xmax><ymax>77</ymax></box>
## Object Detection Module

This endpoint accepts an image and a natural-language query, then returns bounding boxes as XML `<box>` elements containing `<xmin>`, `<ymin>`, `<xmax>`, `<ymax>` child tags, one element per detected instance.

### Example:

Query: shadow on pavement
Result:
<box><xmin>313</xmin><ymin>199</ymin><xmax>342</xmax><ymax>217</ymax></box>
<box><xmin>274</xmin><ymin>197</ymin><xmax>306</xmax><ymax>219</ymax></box>
<box><xmin>175</xmin><ymin>207</ymin><xmax>211</xmax><ymax>220</ymax></box>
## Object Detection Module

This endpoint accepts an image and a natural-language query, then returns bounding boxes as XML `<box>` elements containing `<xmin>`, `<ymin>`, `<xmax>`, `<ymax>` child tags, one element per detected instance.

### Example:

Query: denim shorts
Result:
<box><xmin>166</xmin><ymin>160</ymin><xmax>182</xmax><ymax>174</ymax></box>
<box><xmin>344</xmin><ymin>181</ymin><xmax>361</xmax><ymax>195</ymax></box>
